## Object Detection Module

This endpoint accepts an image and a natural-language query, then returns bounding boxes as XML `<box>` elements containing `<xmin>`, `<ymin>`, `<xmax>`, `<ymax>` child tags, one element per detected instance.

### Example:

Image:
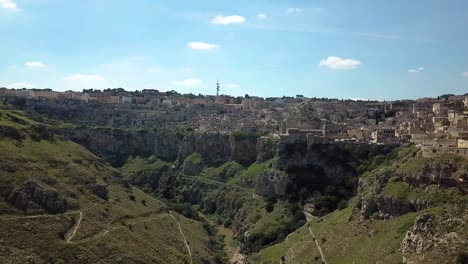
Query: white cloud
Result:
<box><xmin>227</xmin><ymin>83</ymin><xmax>240</xmax><ymax>89</ymax></box>
<box><xmin>7</xmin><ymin>82</ymin><xmax>35</xmax><ymax>89</ymax></box>
<box><xmin>174</xmin><ymin>78</ymin><xmax>202</xmax><ymax>88</ymax></box>
<box><xmin>319</xmin><ymin>56</ymin><xmax>362</xmax><ymax>70</ymax></box>
<box><xmin>187</xmin><ymin>42</ymin><xmax>220</xmax><ymax>50</ymax></box>
<box><xmin>350</xmin><ymin>97</ymin><xmax>368</xmax><ymax>101</ymax></box>
<box><xmin>0</xmin><ymin>0</ymin><xmax>17</xmax><ymax>10</ymax></box>
<box><xmin>461</xmin><ymin>72</ymin><xmax>468</xmax><ymax>77</ymax></box>
<box><xmin>256</xmin><ymin>13</ymin><xmax>267</xmax><ymax>19</ymax></box>
<box><xmin>64</xmin><ymin>74</ymin><xmax>105</xmax><ymax>82</ymax></box>
<box><xmin>408</xmin><ymin>66</ymin><xmax>424</xmax><ymax>73</ymax></box>
<box><xmin>25</xmin><ymin>61</ymin><xmax>46</xmax><ymax>68</ymax></box>
<box><xmin>211</xmin><ymin>15</ymin><xmax>245</xmax><ymax>25</ymax></box>
<box><xmin>287</xmin><ymin>8</ymin><xmax>302</xmax><ymax>14</ymax></box>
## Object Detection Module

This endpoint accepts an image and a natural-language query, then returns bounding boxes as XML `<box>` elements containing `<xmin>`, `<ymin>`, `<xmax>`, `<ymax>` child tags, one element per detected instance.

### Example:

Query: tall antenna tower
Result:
<box><xmin>216</xmin><ymin>79</ymin><xmax>220</xmax><ymax>96</ymax></box>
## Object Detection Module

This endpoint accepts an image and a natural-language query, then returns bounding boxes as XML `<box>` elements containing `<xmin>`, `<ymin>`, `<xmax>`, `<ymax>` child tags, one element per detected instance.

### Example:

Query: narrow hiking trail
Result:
<box><xmin>66</xmin><ymin>211</ymin><xmax>83</xmax><ymax>243</ymax></box>
<box><xmin>308</xmin><ymin>226</ymin><xmax>329</xmax><ymax>264</ymax></box>
<box><xmin>170</xmin><ymin>210</ymin><xmax>193</xmax><ymax>264</ymax></box>
<box><xmin>0</xmin><ymin>210</ymin><xmax>81</xmax><ymax>221</ymax></box>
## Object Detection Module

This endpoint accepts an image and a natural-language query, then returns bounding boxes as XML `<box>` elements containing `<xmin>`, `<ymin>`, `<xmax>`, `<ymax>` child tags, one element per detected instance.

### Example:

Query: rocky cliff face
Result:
<box><xmin>177</xmin><ymin>133</ymin><xmax>232</xmax><ymax>167</ymax></box>
<box><xmin>401</xmin><ymin>212</ymin><xmax>468</xmax><ymax>264</ymax></box>
<box><xmin>353</xmin><ymin>150</ymin><xmax>468</xmax><ymax>221</ymax></box>
<box><xmin>275</xmin><ymin>134</ymin><xmax>396</xmax><ymax>202</ymax></box>
<box><xmin>177</xmin><ymin>132</ymin><xmax>262</xmax><ymax>167</ymax></box>
<box><xmin>353</xmin><ymin>168</ymin><xmax>427</xmax><ymax>220</ymax></box>
<box><xmin>402</xmin><ymin>159</ymin><xmax>468</xmax><ymax>194</ymax></box>
<box><xmin>255</xmin><ymin>169</ymin><xmax>291</xmax><ymax>198</ymax></box>
<box><xmin>66</xmin><ymin>127</ymin><xmax>269</xmax><ymax>168</ymax></box>
<box><xmin>256</xmin><ymin>136</ymin><xmax>278</xmax><ymax>163</ymax></box>
<box><xmin>345</xmin><ymin>146</ymin><xmax>468</xmax><ymax>263</ymax></box>
<box><xmin>65</xmin><ymin>127</ymin><xmax>183</xmax><ymax>166</ymax></box>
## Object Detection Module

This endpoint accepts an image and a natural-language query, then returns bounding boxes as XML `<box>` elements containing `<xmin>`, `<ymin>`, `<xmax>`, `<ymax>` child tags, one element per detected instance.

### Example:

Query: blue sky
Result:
<box><xmin>0</xmin><ymin>0</ymin><xmax>467</xmax><ymax>100</ymax></box>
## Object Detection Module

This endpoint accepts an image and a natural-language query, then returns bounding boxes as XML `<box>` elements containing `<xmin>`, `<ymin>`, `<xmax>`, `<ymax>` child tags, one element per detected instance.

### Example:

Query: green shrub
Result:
<box><xmin>455</xmin><ymin>252</ymin><xmax>468</xmax><ymax>264</ymax></box>
<box><xmin>338</xmin><ymin>200</ymin><xmax>348</xmax><ymax>210</ymax></box>
<box><xmin>231</xmin><ymin>130</ymin><xmax>260</xmax><ymax>141</ymax></box>
<box><xmin>265</xmin><ymin>202</ymin><xmax>274</xmax><ymax>213</ymax></box>
<box><xmin>223</xmin><ymin>218</ymin><xmax>232</xmax><ymax>228</ymax></box>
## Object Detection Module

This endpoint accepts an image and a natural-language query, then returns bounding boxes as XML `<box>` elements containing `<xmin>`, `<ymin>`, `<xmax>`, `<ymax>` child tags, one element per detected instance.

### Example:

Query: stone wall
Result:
<box><xmin>421</xmin><ymin>146</ymin><xmax>468</xmax><ymax>158</ymax></box>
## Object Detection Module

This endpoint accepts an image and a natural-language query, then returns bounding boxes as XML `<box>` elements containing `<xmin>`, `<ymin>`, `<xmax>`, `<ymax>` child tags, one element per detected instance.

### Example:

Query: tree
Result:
<box><xmin>440</xmin><ymin>94</ymin><xmax>454</xmax><ymax>100</ymax></box>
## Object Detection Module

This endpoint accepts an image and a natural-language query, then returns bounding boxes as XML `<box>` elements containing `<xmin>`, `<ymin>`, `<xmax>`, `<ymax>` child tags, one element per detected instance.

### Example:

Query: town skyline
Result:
<box><xmin>1</xmin><ymin>0</ymin><xmax>468</xmax><ymax>100</ymax></box>
<box><xmin>1</xmin><ymin>83</ymin><xmax>466</xmax><ymax>102</ymax></box>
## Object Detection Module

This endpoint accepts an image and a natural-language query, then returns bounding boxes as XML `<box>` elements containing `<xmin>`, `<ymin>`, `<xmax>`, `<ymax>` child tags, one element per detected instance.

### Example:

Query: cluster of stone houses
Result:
<box><xmin>2</xmin><ymin>87</ymin><xmax>467</xmax><ymax>156</ymax></box>
<box><xmin>280</xmin><ymin>96</ymin><xmax>468</xmax><ymax>156</ymax></box>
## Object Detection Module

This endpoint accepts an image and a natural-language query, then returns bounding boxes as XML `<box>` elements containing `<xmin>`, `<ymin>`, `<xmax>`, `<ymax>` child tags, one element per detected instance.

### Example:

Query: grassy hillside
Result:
<box><xmin>251</xmin><ymin>145</ymin><xmax>468</xmax><ymax>264</ymax></box>
<box><xmin>0</xmin><ymin>106</ymin><xmax>222</xmax><ymax>264</ymax></box>
<box><xmin>250</xmin><ymin>207</ymin><xmax>416</xmax><ymax>264</ymax></box>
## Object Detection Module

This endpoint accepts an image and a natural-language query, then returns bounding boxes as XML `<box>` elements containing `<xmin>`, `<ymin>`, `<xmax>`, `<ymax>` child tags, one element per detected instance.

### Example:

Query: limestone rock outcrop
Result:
<box><xmin>257</xmin><ymin>136</ymin><xmax>278</xmax><ymax>163</ymax></box>
<box><xmin>65</xmin><ymin>127</ymin><xmax>182</xmax><ymax>166</ymax></box>
<box><xmin>401</xmin><ymin>213</ymin><xmax>468</xmax><ymax>264</ymax></box>
<box><xmin>6</xmin><ymin>181</ymin><xmax>67</xmax><ymax>214</ymax></box>
<box><xmin>256</xmin><ymin>169</ymin><xmax>291</xmax><ymax>198</ymax></box>
<box><xmin>402</xmin><ymin>159</ymin><xmax>468</xmax><ymax>194</ymax></box>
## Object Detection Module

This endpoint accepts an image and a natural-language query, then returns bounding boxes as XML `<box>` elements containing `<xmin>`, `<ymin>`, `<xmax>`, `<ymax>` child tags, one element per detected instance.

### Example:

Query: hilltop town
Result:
<box><xmin>2</xmin><ymin>86</ymin><xmax>467</xmax><ymax>155</ymax></box>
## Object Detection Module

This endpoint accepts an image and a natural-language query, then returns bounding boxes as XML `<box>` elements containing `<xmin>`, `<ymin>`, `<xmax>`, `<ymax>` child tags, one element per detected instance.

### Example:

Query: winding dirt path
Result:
<box><xmin>0</xmin><ymin>210</ymin><xmax>81</xmax><ymax>221</ymax></box>
<box><xmin>308</xmin><ymin>227</ymin><xmax>328</xmax><ymax>264</ymax></box>
<box><xmin>169</xmin><ymin>210</ymin><xmax>193</xmax><ymax>264</ymax></box>
<box><xmin>66</xmin><ymin>211</ymin><xmax>83</xmax><ymax>243</ymax></box>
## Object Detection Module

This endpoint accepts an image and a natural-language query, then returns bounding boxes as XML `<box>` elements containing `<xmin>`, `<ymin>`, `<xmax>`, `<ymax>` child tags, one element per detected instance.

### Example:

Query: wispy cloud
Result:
<box><xmin>25</xmin><ymin>61</ymin><xmax>46</xmax><ymax>68</ymax></box>
<box><xmin>256</xmin><ymin>13</ymin><xmax>267</xmax><ymax>19</ymax></box>
<box><xmin>187</xmin><ymin>42</ymin><xmax>219</xmax><ymax>50</ymax></box>
<box><xmin>462</xmin><ymin>72</ymin><xmax>468</xmax><ymax>78</ymax></box>
<box><xmin>247</xmin><ymin>24</ymin><xmax>436</xmax><ymax>42</ymax></box>
<box><xmin>211</xmin><ymin>15</ymin><xmax>245</xmax><ymax>25</ymax></box>
<box><xmin>174</xmin><ymin>78</ymin><xmax>202</xmax><ymax>88</ymax></box>
<box><xmin>287</xmin><ymin>8</ymin><xmax>302</xmax><ymax>14</ymax></box>
<box><xmin>408</xmin><ymin>67</ymin><xmax>424</xmax><ymax>73</ymax></box>
<box><xmin>319</xmin><ymin>56</ymin><xmax>362</xmax><ymax>70</ymax></box>
<box><xmin>0</xmin><ymin>0</ymin><xmax>17</xmax><ymax>10</ymax></box>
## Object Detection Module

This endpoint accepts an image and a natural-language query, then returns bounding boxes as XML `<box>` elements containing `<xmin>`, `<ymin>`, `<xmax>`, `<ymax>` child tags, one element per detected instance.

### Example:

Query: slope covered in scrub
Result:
<box><xmin>0</xmin><ymin>106</ymin><xmax>224</xmax><ymax>264</ymax></box>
